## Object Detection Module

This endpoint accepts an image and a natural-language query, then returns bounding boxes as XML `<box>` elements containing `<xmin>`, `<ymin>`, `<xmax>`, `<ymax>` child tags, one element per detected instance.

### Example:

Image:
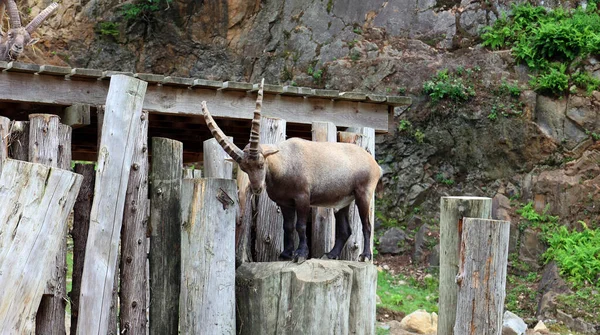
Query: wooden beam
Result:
<box><xmin>0</xmin><ymin>72</ymin><xmax>390</xmax><ymax>132</ymax></box>
<box><xmin>60</xmin><ymin>104</ymin><xmax>91</xmax><ymax>129</ymax></box>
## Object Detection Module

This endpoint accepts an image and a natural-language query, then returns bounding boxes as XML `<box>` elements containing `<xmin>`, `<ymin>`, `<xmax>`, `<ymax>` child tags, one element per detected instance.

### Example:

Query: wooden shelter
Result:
<box><xmin>0</xmin><ymin>61</ymin><xmax>410</xmax><ymax>162</ymax></box>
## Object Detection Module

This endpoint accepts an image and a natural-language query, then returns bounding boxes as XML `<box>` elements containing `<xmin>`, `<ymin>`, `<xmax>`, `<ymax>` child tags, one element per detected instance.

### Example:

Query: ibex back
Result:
<box><xmin>202</xmin><ymin>79</ymin><xmax>382</xmax><ymax>262</ymax></box>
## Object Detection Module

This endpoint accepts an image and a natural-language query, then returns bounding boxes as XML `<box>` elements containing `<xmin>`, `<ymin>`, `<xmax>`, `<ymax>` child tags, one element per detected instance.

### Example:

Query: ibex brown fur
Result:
<box><xmin>0</xmin><ymin>0</ymin><xmax>59</xmax><ymax>61</ymax></box>
<box><xmin>202</xmin><ymin>80</ymin><xmax>382</xmax><ymax>262</ymax></box>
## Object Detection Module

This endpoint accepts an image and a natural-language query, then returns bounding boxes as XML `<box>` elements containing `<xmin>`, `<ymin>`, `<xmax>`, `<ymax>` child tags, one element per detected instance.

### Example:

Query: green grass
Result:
<box><xmin>376</xmin><ymin>270</ymin><xmax>439</xmax><ymax>314</ymax></box>
<box><xmin>66</xmin><ymin>237</ymin><xmax>74</xmax><ymax>314</ymax></box>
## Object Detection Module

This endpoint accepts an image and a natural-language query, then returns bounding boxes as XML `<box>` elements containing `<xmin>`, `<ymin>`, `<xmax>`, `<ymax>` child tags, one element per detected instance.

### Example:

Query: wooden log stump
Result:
<box><xmin>78</xmin><ymin>75</ymin><xmax>147</xmax><ymax>335</ymax></box>
<box><xmin>236</xmin><ymin>259</ymin><xmax>376</xmax><ymax>335</ymax></box>
<box><xmin>438</xmin><ymin>196</ymin><xmax>492</xmax><ymax>335</ymax></box>
<box><xmin>0</xmin><ymin>116</ymin><xmax>9</xmax><ymax>173</ymax></box>
<box><xmin>119</xmin><ymin>110</ymin><xmax>149</xmax><ymax>334</ymax></box>
<box><xmin>203</xmin><ymin>137</ymin><xmax>233</xmax><ymax>178</ymax></box>
<box><xmin>236</xmin><ymin>171</ymin><xmax>254</xmax><ymax>266</ymax></box>
<box><xmin>454</xmin><ymin>218</ymin><xmax>510</xmax><ymax>335</ymax></box>
<box><xmin>0</xmin><ymin>159</ymin><xmax>82</xmax><ymax>334</ymax></box>
<box><xmin>180</xmin><ymin>178</ymin><xmax>238</xmax><ymax>334</ymax></box>
<box><xmin>310</xmin><ymin>122</ymin><xmax>336</xmax><ymax>258</ymax></box>
<box><xmin>254</xmin><ymin>116</ymin><xmax>286</xmax><ymax>262</ymax></box>
<box><xmin>149</xmin><ymin>137</ymin><xmax>183</xmax><ymax>335</ymax></box>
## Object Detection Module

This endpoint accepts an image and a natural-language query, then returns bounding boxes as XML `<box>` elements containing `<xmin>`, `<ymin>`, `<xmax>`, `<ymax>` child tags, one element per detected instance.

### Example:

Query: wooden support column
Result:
<box><xmin>0</xmin><ymin>116</ymin><xmax>9</xmax><ymax>174</ymax></box>
<box><xmin>454</xmin><ymin>218</ymin><xmax>510</xmax><ymax>335</ymax></box>
<box><xmin>60</xmin><ymin>104</ymin><xmax>91</xmax><ymax>129</ymax></box>
<box><xmin>180</xmin><ymin>178</ymin><xmax>237</xmax><ymax>334</ymax></box>
<box><xmin>0</xmin><ymin>159</ymin><xmax>82</xmax><ymax>334</ymax></box>
<box><xmin>183</xmin><ymin>168</ymin><xmax>201</xmax><ymax>179</ymax></box>
<box><xmin>149</xmin><ymin>137</ymin><xmax>183</xmax><ymax>335</ymax></box>
<box><xmin>310</xmin><ymin>122</ymin><xmax>336</xmax><ymax>258</ymax></box>
<box><xmin>438</xmin><ymin>196</ymin><xmax>492</xmax><ymax>335</ymax></box>
<box><xmin>203</xmin><ymin>137</ymin><xmax>233</xmax><ymax>178</ymax></box>
<box><xmin>70</xmin><ymin>163</ymin><xmax>96</xmax><ymax>335</ymax></box>
<box><xmin>236</xmin><ymin>171</ymin><xmax>253</xmax><ymax>266</ymax></box>
<box><xmin>119</xmin><ymin>110</ymin><xmax>150</xmax><ymax>334</ymax></box>
<box><xmin>8</xmin><ymin>121</ymin><xmax>28</xmax><ymax>161</ymax></box>
<box><xmin>77</xmin><ymin>75</ymin><xmax>147</xmax><ymax>335</ymax></box>
<box><xmin>337</xmin><ymin>131</ymin><xmax>367</xmax><ymax>261</ymax></box>
<box><xmin>254</xmin><ymin>117</ymin><xmax>287</xmax><ymax>262</ymax></box>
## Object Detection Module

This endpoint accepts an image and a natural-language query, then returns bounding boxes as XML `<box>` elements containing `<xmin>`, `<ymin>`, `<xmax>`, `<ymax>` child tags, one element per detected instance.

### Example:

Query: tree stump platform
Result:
<box><xmin>236</xmin><ymin>259</ymin><xmax>376</xmax><ymax>335</ymax></box>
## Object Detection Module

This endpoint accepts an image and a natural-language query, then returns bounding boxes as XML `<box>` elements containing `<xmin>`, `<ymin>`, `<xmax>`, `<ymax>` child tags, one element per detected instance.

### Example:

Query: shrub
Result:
<box><xmin>422</xmin><ymin>69</ymin><xmax>475</xmax><ymax>102</ymax></box>
<box><xmin>122</xmin><ymin>0</ymin><xmax>172</xmax><ymax>21</ymax></box>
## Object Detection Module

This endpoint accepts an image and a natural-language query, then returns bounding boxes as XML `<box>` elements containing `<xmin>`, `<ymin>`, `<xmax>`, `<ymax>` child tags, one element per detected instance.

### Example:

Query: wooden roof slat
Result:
<box><xmin>67</xmin><ymin>68</ymin><xmax>104</xmax><ymax>80</ymax></box>
<box><xmin>135</xmin><ymin>73</ymin><xmax>165</xmax><ymax>84</ymax></box>
<box><xmin>386</xmin><ymin>96</ymin><xmax>412</xmax><ymax>106</ymax></box>
<box><xmin>221</xmin><ymin>81</ymin><xmax>253</xmax><ymax>91</ymax></box>
<box><xmin>37</xmin><ymin>65</ymin><xmax>72</xmax><ymax>76</ymax></box>
<box><xmin>162</xmin><ymin>76</ymin><xmax>194</xmax><ymax>87</ymax></box>
<box><xmin>192</xmin><ymin>79</ymin><xmax>223</xmax><ymax>89</ymax></box>
<box><xmin>312</xmin><ymin>89</ymin><xmax>340</xmax><ymax>99</ymax></box>
<box><xmin>282</xmin><ymin>86</ymin><xmax>312</xmax><ymax>96</ymax></box>
<box><xmin>338</xmin><ymin>92</ymin><xmax>367</xmax><ymax>101</ymax></box>
<box><xmin>4</xmin><ymin>62</ymin><xmax>40</xmax><ymax>73</ymax></box>
<box><xmin>250</xmin><ymin>83</ymin><xmax>284</xmax><ymax>94</ymax></box>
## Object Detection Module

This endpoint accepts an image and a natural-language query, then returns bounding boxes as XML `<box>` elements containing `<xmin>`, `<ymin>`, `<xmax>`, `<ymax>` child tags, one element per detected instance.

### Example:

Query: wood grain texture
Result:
<box><xmin>0</xmin><ymin>71</ymin><xmax>389</xmax><ymax>132</ymax></box>
<box><xmin>0</xmin><ymin>159</ymin><xmax>82</xmax><ymax>334</ymax></box>
<box><xmin>203</xmin><ymin>137</ymin><xmax>233</xmax><ymax>178</ymax></box>
<box><xmin>454</xmin><ymin>218</ymin><xmax>510</xmax><ymax>335</ymax></box>
<box><xmin>180</xmin><ymin>178</ymin><xmax>237</xmax><ymax>335</ymax></box>
<box><xmin>438</xmin><ymin>196</ymin><xmax>492</xmax><ymax>335</ymax></box>
<box><xmin>235</xmin><ymin>259</ymin><xmax>377</xmax><ymax>335</ymax></box>
<box><xmin>7</xmin><ymin>121</ymin><xmax>28</xmax><ymax>161</ymax></box>
<box><xmin>77</xmin><ymin>75</ymin><xmax>147</xmax><ymax>335</ymax></box>
<box><xmin>0</xmin><ymin>116</ymin><xmax>8</xmax><ymax>174</ymax></box>
<box><xmin>148</xmin><ymin>137</ymin><xmax>183</xmax><ymax>335</ymax></box>
<box><xmin>254</xmin><ymin>117</ymin><xmax>286</xmax><ymax>262</ymax></box>
<box><xmin>236</xmin><ymin>171</ymin><xmax>254</xmax><ymax>266</ymax></box>
<box><xmin>310</xmin><ymin>122</ymin><xmax>336</xmax><ymax>258</ymax></box>
<box><xmin>119</xmin><ymin>111</ymin><xmax>149</xmax><ymax>335</ymax></box>
<box><xmin>70</xmin><ymin>163</ymin><xmax>96</xmax><ymax>335</ymax></box>
<box><xmin>28</xmin><ymin>114</ymin><xmax>59</xmax><ymax>166</ymax></box>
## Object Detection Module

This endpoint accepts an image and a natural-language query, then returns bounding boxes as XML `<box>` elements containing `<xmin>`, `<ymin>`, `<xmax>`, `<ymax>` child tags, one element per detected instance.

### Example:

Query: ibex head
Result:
<box><xmin>202</xmin><ymin>79</ymin><xmax>279</xmax><ymax>194</ymax></box>
<box><xmin>0</xmin><ymin>0</ymin><xmax>59</xmax><ymax>61</ymax></box>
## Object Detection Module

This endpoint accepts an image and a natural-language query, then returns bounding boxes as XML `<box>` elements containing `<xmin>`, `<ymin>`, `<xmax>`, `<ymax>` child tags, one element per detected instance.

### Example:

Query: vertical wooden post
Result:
<box><xmin>236</xmin><ymin>171</ymin><xmax>253</xmax><ymax>266</ymax></box>
<box><xmin>203</xmin><ymin>137</ymin><xmax>233</xmax><ymax>178</ymax></box>
<box><xmin>254</xmin><ymin>117</ymin><xmax>287</xmax><ymax>262</ymax></box>
<box><xmin>0</xmin><ymin>160</ymin><xmax>82</xmax><ymax>334</ymax></box>
<box><xmin>77</xmin><ymin>75</ymin><xmax>147</xmax><ymax>335</ymax></box>
<box><xmin>70</xmin><ymin>163</ymin><xmax>96</xmax><ymax>335</ymax></box>
<box><xmin>149</xmin><ymin>137</ymin><xmax>183</xmax><ymax>335</ymax></box>
<box><xmin>438</xmin><ymin>196</ymin><xmax>492</xmax><ymax>335</ymax></box>
<box><xmin>0</xmin><ymin>116</ymin><xmax>9</xmax><ymax>174</ymax></box>
<box><xmin>180</xmin><ymin>178</ymin><xmax>237</xmax><ymax>334</ymax></box>
<box><xmin>337</xmin><ymin>131</ymin><xmax>367</xmax><ymax>261</ymax></box>
<box><xmin>310</xmin><ymin>122</ymin><xmax>337</xmax><ymax>258</ymax></box>
<box><xmin>183</xmin><ymin>168</ymin><xmax>202</xmax><ymax>179</ymax></box>
<box><xmin>8</xmin><ymin>121</ymin><xmax>28</xmax><ymax>161</ymax></box>
<box><xmin>119</xmin><ymin>111</ymin><xmax>149</xmax><ymax>334</ymax></box>
<box><xmin>454</xmin><ymin>218</ymin><xmax>510</xmax><ymax>335</ymax></box>
<box><xmin>28</xmin><ymin>114</ymin><xmax>59</xmax><ymax>166</ymax></box>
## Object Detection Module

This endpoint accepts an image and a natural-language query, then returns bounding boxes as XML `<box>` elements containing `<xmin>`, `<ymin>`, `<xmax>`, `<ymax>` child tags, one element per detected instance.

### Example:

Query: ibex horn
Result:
<box><xmin>201</xmin><ymin>101</ymin><xmax>244</xmax><ymax>163</ymax></box>
<box><xmin>25</xmin><ymin>2</ymin><xmax>59</xmax><ymax>34</ymax></box>
<box><xmin>0</xmin><ymin>2</ymin><xmax>5</xmax><ymax>35</ymax></box>
<box><xmin>6</xmin><ymin>0</ymin><xmax>21</xmax><ymax>28</ymax></box>
<box><xmin>248</xmin><ymin>78</ymin><xmax>264</xmax><ymax>159</ymax></box>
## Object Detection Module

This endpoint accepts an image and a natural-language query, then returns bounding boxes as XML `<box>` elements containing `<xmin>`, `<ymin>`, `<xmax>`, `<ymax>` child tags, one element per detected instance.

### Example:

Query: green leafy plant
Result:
<box><xmin>397</xmin><ymin>120</ymin><xmax>412</xmax><ymax>132</ymax></box>
<box><xmin>422</xmin><ymin>69</ymin><xmax>475</xmax><ymax>103</ymax></box>
<box><xmin>121</xmin><ymin>0</ymin><xmax>172</xmax><ymax>21</ymax></box>
<box><xmin>377</xmin><ymin>271</ymin><xmax>439</xmax><ymax>314</ymax></box>
<box><xmin>530</xmin><ymin>63</ymin><xmax>569</xmax><ymax>96</ymax></box>
<box><xmin>97</xmin><ymin>22</ymin><xmax>119</xmax><ymax>37</ymax></box>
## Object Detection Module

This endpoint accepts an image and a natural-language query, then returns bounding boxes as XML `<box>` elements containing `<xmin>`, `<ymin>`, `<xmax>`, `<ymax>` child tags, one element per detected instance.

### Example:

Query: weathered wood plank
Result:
<box><xmin>180</xmin><ymin>178</ymin><xmax>237</xmax><ymax>334</ymax></box>
<box><xmin>0</xmin><ymin>72</ymin><xmax>389</xmax><ymax>132</ymax></box>
<box><xmin>0</xmin><ymin>116</ymin><xmax>9</xmax><ymax>174</ymax></box>
<box><xmin>77</xmin><ymin>75</ymin><xmax>147</xmax><ymax>335</ymax></box>
<box><xmin>119</xmin><ymin>111</ymin><xmax>149</xmax><ymax>335</ymax></box>
<box><xmin>0</xmin><ymin>159</ymin><xmax>82</xmax><ymax>334</ymax></box>
<box><xmin>70</xmin><ymin>163</ymin><xmax>96</xmax><ymax>335</ymax></box>
<box><xmin>7</xmin><ymin>121</ymin><xmax>28</xmax><ymax>161</ymax></box>
<box><xmin>254</xmin><ymin>117</ymin><xmax>286</xmax><ymax>262</ymax></box>
<box><xmin>183</xmin><ymin>167</ymin><xmax>202</xmax><ymax>178</ymax></box>
<box><xmin>203</xmin><ymin>137</ymin><xmax>233</xmax><ymax>178</ymax></box>
<box><xmin>36</xmin><ymin>122</ymin><xmax>72</xmax><ymax>335</ymax></box>
<box><xmin>149</xmin><ymin>137</ymin><xmax>183</xmax><ymax>335</ymax></box>
<box><xmin>60</xmin><ymin>104</ymin><xmax>91</xmax><ymax>128</ymax></box>
<box><xmin>28</xmin><ymin>113</ymin><xmax>59</xmax><ymax>165</ymax></box>
<box><xmin>310</xmin><ymin>121</ymin><xmax>336</xmax><ymax>258</ymax></box>
<box><xmin>454</xmin><ymin>218</ymin><xmax>510</xmax><ymax>335</ymax></box>
<box><xmin>438</xmin><ymin>196</ymin><xmax>492</xmax><ymax>335</ymax></box>
<box><xmin>236</xmin><ymin>171</ymin><xmax>254</xmax><ymax>266</ymax></box>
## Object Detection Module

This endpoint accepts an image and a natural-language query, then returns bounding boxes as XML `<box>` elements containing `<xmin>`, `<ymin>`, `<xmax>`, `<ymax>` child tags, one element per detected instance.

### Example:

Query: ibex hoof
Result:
<box><xmin>358</xmin><ymin>254</ymin><xmax>372</xmax><ymax>262</ymax></box>
<box><xmin>321</xmin><ymin>253</ymin><xmax>337</xmax><ymax>260</ymax></box>
<box><xmin>295</xmin><ymin>256</ymin><xmax>307</xmax><ymax>264</ymax></box>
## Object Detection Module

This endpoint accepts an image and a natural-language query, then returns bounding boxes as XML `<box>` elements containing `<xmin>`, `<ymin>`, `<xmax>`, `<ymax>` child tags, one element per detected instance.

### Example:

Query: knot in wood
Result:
<box><xmin>126</xmin><ymin>256</ymin><xmax>133</xmax><ymax>263</ymax></box>
<box><xmin>352</xmin><ymin>242</ymin><xmax>359</xmax><ymax>250</ymax></box>
<box><xmin>131</xmin><ymin>301</ymin><xmax>137</xmax><ymax>308</ymax></box>
<box><xmin>156</xmin><ymin>188</ymin><xmax>163</xmax><ymax>195</ymax></box>
<box><xmin>264</xmin><ymin>236</ymin><xmax>271</xmax><ymax>244</ymax></box>
<box><xmin>142</xmin><ymin>146</ymin><xmax>148</xmax><ymax>153</ymax></box>
<box><xmin>132</xmin><ymin>163</ymin><xmax>140</xmax><ymax>171</ymax></box>
<box><xmin>140</xmin><ymin>113</ymin><xmax>146</xmax><ymax>121</ymax></box>
<box><xmin>137</xmin><ymin>238</ymin><xmax>143</xmax><ymax>245</ymax></box>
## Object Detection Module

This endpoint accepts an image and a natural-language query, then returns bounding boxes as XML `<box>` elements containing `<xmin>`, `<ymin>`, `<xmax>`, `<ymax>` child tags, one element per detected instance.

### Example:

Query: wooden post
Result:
<box><xmin>70</xmin><ymin>163</ymin><xmax>96</xmax><ymax>335</ymax></box>
<box><xmin>180</xmin><ymin>178</ymin><xmax>237</xmax><ymax>334</ymax></box>
<box><xmin>236</xmin><ymin>171</ymin><xmax>254</xmax><ymax>266</ymax></box>
<box><xmin>7</xmin><ymin>121</ymin><xmax>28</xmax><ymax>161</ymax></box>
<box><xmin>438</xmin><ymin>196</ymin><xmax>492</xmax><ymax>335</ymax></box>
<box><xmin>183</xmin><ymin>168</ymin><xmax>201</xmax><ymax>179</ymax></box>
<box><xmin>310</xmin><ymin>122</ymin><xmax>336</xmax><ymax>258</ymax></box>
<box><xmin>254</xmin><ymin>116</ymin><xmax>287</xmax><ymax>262</ymax></box>
<box><xmin>0</xmin><ymin>116</ymin><xmax>9</xmax><ymax>174</ymax></box>
<box><xmin>149</xmin><ymin>137</ymin><xmax>183</xmax><ymax>335</ymax></box>
<box><xmin>454</xmin><ymin>218</ymin><xmax>510</xmax><ymax>335</ymax></box>
<box><xmin>28</xmin><ymin>114</ymin><xmax>59</xmax><ymax>165</ymax></box>
<box><xmin>120</xmin><ymin>111</ymin><xmax>149</xmax><ymax>334</ymax></box>
<box><xmin>203</xmin><ymin>137</ymin><xmax>233</xmax><ymax>178</ymax></box>
<box><xmin>337</xmin><ymin>131</ymin><xmax>367</xmax><ymax>261</ymax></box>
<box><xmin>236</xmin><ymin>259</ymin><xmax>377</xmax><ymax>335</ymax></box>
<box><xmin>77</xmin><ymin>75</ymin><xmax>147</xmax><ymax>335</ymax></box>
<box><xmin>60</xmin><ymin>103</ymin><xmax>91</xmax><ymax>129</ymax></box>
<box><xmin>0</xmin><ymin>159</ymin><xmax>82</xmax><ymax>334</ymax></box>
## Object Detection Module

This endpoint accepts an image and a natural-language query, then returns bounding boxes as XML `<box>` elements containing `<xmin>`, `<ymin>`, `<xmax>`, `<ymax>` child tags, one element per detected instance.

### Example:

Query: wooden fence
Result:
<box><xmin>0</xmin><ymin>74</ymin><xmax>381</xmax><ymax>334</ymax></box>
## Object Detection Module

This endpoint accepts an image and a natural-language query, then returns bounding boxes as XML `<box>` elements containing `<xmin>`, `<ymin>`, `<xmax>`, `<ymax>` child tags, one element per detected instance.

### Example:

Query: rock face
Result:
<box><xmin>378</xmin><ymin>228</ymin><xmax>408</xmax><ymax>255</ymax></box>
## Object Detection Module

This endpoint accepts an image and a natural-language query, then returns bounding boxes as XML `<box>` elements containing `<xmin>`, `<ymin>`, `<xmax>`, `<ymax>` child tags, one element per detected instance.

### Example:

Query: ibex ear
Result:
<box><xmin>263</xmin><ymin>148</ymin><xmax>279</xmax><ymax>157</ymax></box>
<box><xmin>27</xmin><ymin>38</ymin><xmax>38</xmax><ymax>46</ymax></box>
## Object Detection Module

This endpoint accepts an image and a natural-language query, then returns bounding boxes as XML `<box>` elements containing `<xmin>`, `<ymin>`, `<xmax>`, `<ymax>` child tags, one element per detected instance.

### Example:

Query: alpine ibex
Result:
<box><xmin>0</xmin><ymin>0</ymin><xmax>59</xmax><ymax>61</ymax></box>
<box><xmin>202</xmin><ymin>80</ymin><xmax>382</xmax><ymax>262</ymax></box>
